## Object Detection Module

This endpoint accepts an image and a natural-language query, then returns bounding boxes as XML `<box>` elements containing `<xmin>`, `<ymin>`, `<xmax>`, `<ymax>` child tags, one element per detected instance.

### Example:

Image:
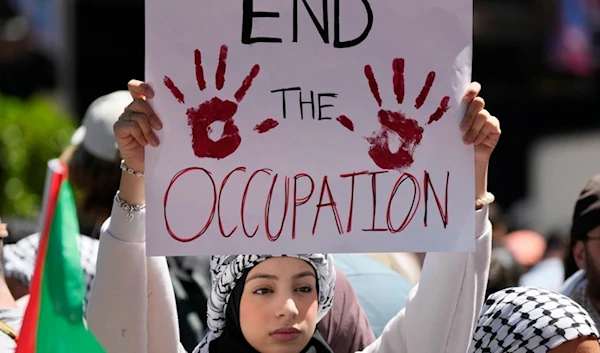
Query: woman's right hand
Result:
<box><xmin>114</xmin><ymin>80</ymin><xmax>163</xmax><ymax>172</ymax></box>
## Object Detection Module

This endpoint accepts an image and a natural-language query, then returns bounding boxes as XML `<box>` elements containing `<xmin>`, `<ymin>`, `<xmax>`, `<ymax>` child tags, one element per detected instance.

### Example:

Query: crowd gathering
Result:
<box><xmin>1</xmin><ymin>0</ymin><xmax>600</xmax><ymax>352</ymax></box>
<box><xmin>0</xmin><ymin>78</ymin><xmax>596</xmax><ymax>353</ymax></box>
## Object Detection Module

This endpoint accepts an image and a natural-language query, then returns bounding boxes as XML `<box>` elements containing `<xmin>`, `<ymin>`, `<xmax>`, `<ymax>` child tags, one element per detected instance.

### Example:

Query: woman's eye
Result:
<box><xmin>253</xmin><ymin>288</ymin><xmax>273</xmax><ymax>295</ymax></box>
<box><xmin>296</xmin><ymin>286</ymin><xmax>313</xmax><ymax>293</ymax></box>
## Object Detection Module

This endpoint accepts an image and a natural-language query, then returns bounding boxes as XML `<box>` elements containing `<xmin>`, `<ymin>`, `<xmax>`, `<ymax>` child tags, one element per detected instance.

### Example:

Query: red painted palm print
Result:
<box><xmin>163</xmin><ymin>45</ymin><xmax>278</xmax><ymax>160</ymax></box>
<box><xmin>337</xmin><ymin>58</ymin><xmax>450</xmax><ymax>171</ymax></box>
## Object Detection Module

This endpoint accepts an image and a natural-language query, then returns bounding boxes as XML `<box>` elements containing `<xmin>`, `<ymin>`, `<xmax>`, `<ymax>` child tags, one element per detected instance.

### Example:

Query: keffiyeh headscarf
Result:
<box><xmin>193</xmin><ymin>254</ymin><xmax>336</xmax><ymax>353</ymax></box>
<box><xmin>471</xmin><ymin>287</ymin><xmax>599</xmax><ymax>353</ymax></box>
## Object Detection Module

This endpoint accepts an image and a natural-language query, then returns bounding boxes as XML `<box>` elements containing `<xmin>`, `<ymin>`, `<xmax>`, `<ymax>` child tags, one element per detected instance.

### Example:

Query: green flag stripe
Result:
<box><xmin>35</xmin><ymin>181</ymin><xmax>105</xmax><ymax>352</ymax></box>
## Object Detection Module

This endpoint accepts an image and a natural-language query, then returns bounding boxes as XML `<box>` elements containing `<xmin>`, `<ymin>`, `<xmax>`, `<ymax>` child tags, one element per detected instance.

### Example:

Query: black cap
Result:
<box><xmin>571</xmin><ymin>174</ymin><xmax>600</xmax><ymax>243</ymax></box>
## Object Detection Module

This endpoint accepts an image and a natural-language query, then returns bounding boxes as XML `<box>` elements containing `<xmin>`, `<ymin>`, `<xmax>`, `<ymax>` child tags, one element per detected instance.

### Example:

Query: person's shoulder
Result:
<box><xmin>3</xmin><ymin>233</ymin><xmax>97</xmax><ymax>287</ymax></box>
<box><xmin>560</xmin><ymin>269</ymin><xmax>587</xmax><ymax>297</ymax></box>
<box><xmin>3</xmin><ymin>233</ymin><xmax>41</xmax><ymax>285</ymax></box>
<box><xmin>4</xmin><ymin>232</ymin><xmax>97</xmax><ymax>257</ymax></box>
<box><xmin>5</xmin><ymin>232</ymin><xmax>41</xmax><ymax>250</ymax></box>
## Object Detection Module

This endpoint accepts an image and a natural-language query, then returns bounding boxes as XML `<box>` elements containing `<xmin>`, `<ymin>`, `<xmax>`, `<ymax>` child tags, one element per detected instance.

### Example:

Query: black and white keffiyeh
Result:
<box><xmin>3</xmin><ymin>233</ymin><xmax>98</xmax><ymax>306</ymax></box>
<box><xmin>470</xmin><ymin>287</ymin><xmax>600</xmax><ymax>353</ymax></box>
<box><xmin>193</xmin><ymin>254</ymin><xmax>336</xmax><ymax>353</ymax></box>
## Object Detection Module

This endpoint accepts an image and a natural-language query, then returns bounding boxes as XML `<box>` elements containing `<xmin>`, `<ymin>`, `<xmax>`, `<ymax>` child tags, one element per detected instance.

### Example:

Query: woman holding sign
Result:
<box><xmin>87</xmin><ymin>80</ymin><xmax>500</xmax><ymax>353</ymax></box>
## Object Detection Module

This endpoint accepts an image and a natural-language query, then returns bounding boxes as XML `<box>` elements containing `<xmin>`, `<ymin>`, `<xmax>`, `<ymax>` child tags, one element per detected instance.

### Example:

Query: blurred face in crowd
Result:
<box><xmin>574</xmin><ymin>225</ymin><xmax>600</xmax><ymax>303</ymax></box>
<box><xmin>240</xmin><ymin>257</ymin><xmax>319</xmax><ymax>353</ymax></box>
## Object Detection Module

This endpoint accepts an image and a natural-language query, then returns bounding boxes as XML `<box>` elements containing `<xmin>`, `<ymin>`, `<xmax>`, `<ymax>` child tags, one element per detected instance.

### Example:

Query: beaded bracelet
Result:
<box><xmin>120</xmin><ymin>160</ymin><xmax>145</xmax><ymax>178</ymax></box>
<box><xmin>476</xmin><ymin>192</ymin><xmax>495</xmax><ymax>210</ymax></box>
<box><xmin>115</xmin><ymin>192</ymin><xmax>146</xmax><ymax>221</ymax></box>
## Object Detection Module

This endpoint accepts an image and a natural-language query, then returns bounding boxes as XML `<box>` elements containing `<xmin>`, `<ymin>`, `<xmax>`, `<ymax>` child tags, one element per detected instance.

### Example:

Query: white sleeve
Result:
<box><xmin>87</xmin><ymin>200</ymin><xmax>187</xmax><ymax>353</ymax></box>
<box><xmin>359</xmin><ymin>206</ymin><xmax>492</xmax><ymax>353</ymax></box>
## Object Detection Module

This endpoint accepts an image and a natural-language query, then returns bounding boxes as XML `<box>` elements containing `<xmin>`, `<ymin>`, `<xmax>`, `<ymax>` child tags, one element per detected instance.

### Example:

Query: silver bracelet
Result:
<box><xmin>115</xmin><ymin>191</ymin><xmax>146</xmax><ymax>221</ymax></box>
<box><xmin>120</xmin><ymin>159</ymin><xmax>145</xmax><ymax>178</ymax></box>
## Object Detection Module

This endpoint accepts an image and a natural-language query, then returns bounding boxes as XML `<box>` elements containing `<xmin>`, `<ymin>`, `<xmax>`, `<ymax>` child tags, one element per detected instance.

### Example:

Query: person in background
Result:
<box><xmin>471</xmin><ymin>286</ymin><xmax>600</xmax><ymax>353</ymax></box>
<box><xmin>1</xmin><ymin>217</ymin><xmax>38</xmax><ymax>245</ymax></box>
<box><xmin>1</xmin><ymin>216</ymin><xmax>40</xmax><ymax>305</ymax></box>
<box><xmin>485</xmin><ymin>246</ymin><xmax>524</xmax><ymax>298</ymax></box>
<box><xmin>489</xmin><ymin>204</ymin><xmax>508</xmax><ymax>247</ymax></box>
<box><xmin>2</xmin><ymin>225</ymin><xmax>98</xmax><ymax>308</ymax></box>
<box><xmin>502</xmin><ymin>229</ymin><xmax>547</xmax><ymax>269</ymax></box>
<box><xmin>66</xmin><ymin>91</ymin><xmax>132</xmax><ymax>238</ymax></box>
<box><xmin>519</xmin><ymin>229</ymin><xmax>569</xmax><ymax>291</ymax></box>
<box><xmin>562</xmin><ymin>173</ymin><xmax>600</xmax><ymax>328</ymax></box>
<box><xmin>168</xmin><ymin>256</ymin><xmax>212</xmax><ymax>350</ymax></box>
<box><xmin>1</xmin><ymin>92</ymin><xmax>209</xmax><ymax>344</ymax></box>
<box><xmin>316</xmin><ymin>269</ymin><xmax>376</xmax><ymax>352</ymax></box>
<box><xmin>364</xmin><ymin>253</ymin><xmax>422</xmax><ymax>285</ymax></box>
<box><xmin>333</xmin><ymin>254</ymin><xmax>413</xmax><ymax>337</ymax></box>
<box><xmin>1</xmin><ymin>91</ymin><xmax>130</xmax><ymax>306</ymax></box>
<box><xmin>0</xmin><ymin>219</ymin><xmax>23</xmax><ymax>352</ymax></box>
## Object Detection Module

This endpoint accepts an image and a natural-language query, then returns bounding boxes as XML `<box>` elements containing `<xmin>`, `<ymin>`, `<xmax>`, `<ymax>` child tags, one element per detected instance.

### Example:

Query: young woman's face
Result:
<box><xmin>240</xmin><ymin>257</ymin><xmax>319</xmax><ymax>353</ymax></box>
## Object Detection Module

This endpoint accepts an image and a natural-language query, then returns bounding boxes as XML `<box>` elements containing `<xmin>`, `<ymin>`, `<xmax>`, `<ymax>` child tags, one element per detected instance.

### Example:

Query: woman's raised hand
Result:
<box><xmin>114</xmin><ymin>80</ymin><xmax>163</xmax><ymax>172</ymax></box>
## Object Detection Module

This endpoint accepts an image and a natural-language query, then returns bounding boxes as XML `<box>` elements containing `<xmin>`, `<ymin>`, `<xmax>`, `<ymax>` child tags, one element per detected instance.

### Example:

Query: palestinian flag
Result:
<box><xmin>15</xmin><ymin>159</ymin><xmax>105</xmax><ymax>352</ymax></box>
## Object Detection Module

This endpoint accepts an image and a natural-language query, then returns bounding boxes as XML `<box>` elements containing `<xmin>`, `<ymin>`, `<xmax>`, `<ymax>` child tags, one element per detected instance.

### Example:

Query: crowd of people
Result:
<box><xmin>0</xmin><ymin>77</ymin><xmax>596</xmax><ymax>353</ymax></box>
<box><xmin>1</xmin><ymin>0</ymin><xmax>600</xmax><ymax>349</ymax></box>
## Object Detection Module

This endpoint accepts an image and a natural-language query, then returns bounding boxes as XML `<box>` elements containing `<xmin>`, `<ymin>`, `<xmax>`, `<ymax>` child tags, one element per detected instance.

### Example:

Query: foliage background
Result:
<box><xmin>0</xmin><ymin>94</ymin><xmax>76</xmax><ymax>219</ymax></box>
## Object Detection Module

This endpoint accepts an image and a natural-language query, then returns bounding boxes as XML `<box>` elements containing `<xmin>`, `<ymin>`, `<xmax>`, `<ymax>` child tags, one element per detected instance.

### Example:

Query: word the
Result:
<box><xmin>271</xmin><ymin>87</ymin><xmax>338</xmax><ymax>120</ymax></box>
<box><xmin>163</xmin><ymin>167</ymin><xmax>450</xmax><ymax>242</ymax></box>
<box><xmin>241</xmin><ymin>0</ymin><xmax>374</xmax><ymax>48</ymax></box>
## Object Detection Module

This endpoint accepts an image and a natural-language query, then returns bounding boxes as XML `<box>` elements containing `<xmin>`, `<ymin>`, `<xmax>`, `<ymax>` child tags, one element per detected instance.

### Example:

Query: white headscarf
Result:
<box><xmin>471</xmin><ymin>286</ymin><xmax>599</xmax><ymax>353</ymax></box>
<box><xmin>193</xmin><ymin>254</ymin><xmax>336</xmax><ymax>353</ymax></box>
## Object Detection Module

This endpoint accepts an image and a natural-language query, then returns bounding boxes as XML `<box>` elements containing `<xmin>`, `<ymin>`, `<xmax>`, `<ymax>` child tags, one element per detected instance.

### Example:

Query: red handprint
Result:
<box><xmin>337</xmin><ymin>58</ymin><xmax>450</xmax><ymax>171</ymax></box>
<box><xmin>163</xmin><ymin>45</ymin><xmax>278</xmax><ymax>160</ymax></box>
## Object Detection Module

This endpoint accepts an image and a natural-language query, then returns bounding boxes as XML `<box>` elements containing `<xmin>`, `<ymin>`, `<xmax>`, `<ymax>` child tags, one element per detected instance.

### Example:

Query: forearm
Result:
<box><xmin>87</xmin><ymin>201</ymin><xmax>149</xmax><ymax>353</ymax></box>
<box><xmin>360</xmin><ymin>207</ymin><xmax>492</xmax><ymax>353</ymax></box>
<box><xmin>147</xmin><ymin>256</ymin><xmax>184</xmax><ymax>353</ymax></box>
<box><xmin>91</xmin><ymin>169</ymin><xmax>182</xmax><ymax>353</ymax></box>
<box><xmin>88</xmin><ymin>168</ymin><xmax>149</xmax><ymax>352</ymax></box>
<box><xmin>404</xmin><ymin>206</ymin><xmax>491</xmax><ymax>352</ymax></box>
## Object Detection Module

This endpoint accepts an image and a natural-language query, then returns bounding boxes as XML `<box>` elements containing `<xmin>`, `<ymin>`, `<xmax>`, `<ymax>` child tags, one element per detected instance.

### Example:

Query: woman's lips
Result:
<box><xmin>270</xmin><ymin>327</ymin><xmax>300</xmax><ymax>341</ymax></box>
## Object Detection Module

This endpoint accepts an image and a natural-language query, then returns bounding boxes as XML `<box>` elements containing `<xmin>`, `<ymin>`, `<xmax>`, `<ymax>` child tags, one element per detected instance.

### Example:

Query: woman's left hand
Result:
<box><xmin>460</xmin><ymin>82</ymin><xmax>501</xmax><ymax>165</ymax></box>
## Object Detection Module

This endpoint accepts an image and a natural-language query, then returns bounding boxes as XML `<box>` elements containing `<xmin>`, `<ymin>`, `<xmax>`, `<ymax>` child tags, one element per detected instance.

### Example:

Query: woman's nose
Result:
<box><xmin>276</xmin><ymin>297</ymin><xmax>299</xmax><ymax>318</ymax></box>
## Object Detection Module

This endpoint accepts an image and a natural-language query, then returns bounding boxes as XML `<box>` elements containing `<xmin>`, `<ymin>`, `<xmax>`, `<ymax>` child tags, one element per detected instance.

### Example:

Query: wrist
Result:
<box><xmin>118</xmin><ymin>160</ymin><xmax>146</xmax><ymax>206</ymax></box>
<box><xmin>122</xmin><ymin>159</ymin><xmax>145</xmax><ymax>174</ymax></box>
<box><xmin>474</xmin><ymin>162</ymin><xmax>488</xmax><ymax>200</ymax></box>
<box><xmin>474</xmin><ymin>161</ymin><xmax>489</xmax><ymax>171</ymax></box>
<box><xmin>118</xmin><ymin>176</ymin><xmax>145</xmax><ymax>206</ymax></box>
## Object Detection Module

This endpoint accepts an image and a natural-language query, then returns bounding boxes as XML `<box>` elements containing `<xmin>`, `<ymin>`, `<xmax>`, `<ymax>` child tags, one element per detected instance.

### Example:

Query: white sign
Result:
<box><xmin>145</xmin><ymin>0</ymin><xmax>475</xmax><ymax>256</ymax></box>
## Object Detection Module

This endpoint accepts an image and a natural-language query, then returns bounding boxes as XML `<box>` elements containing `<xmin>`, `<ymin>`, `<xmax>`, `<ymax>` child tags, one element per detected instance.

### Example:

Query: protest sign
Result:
<box><xmin>145</xmin><ymin>0</ymin><xmax>474</xmax><ymax>256</ymax></box>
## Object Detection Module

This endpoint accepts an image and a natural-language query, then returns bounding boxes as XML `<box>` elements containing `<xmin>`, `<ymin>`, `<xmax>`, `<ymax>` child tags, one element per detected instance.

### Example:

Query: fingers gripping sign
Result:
<box><xmin>460</xmin><ymin>83</ymin><xmax>501</xmax><ymax>163</ymax></box>
<box><xmin>127</xmin><ymin>79</ymin><xmax>155</xmax><ymax>100</ymax></box>
<box><xmin>114</xmin><ymin>87</ymin><xmax>163</xmax><ymax>170</ymax></box>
